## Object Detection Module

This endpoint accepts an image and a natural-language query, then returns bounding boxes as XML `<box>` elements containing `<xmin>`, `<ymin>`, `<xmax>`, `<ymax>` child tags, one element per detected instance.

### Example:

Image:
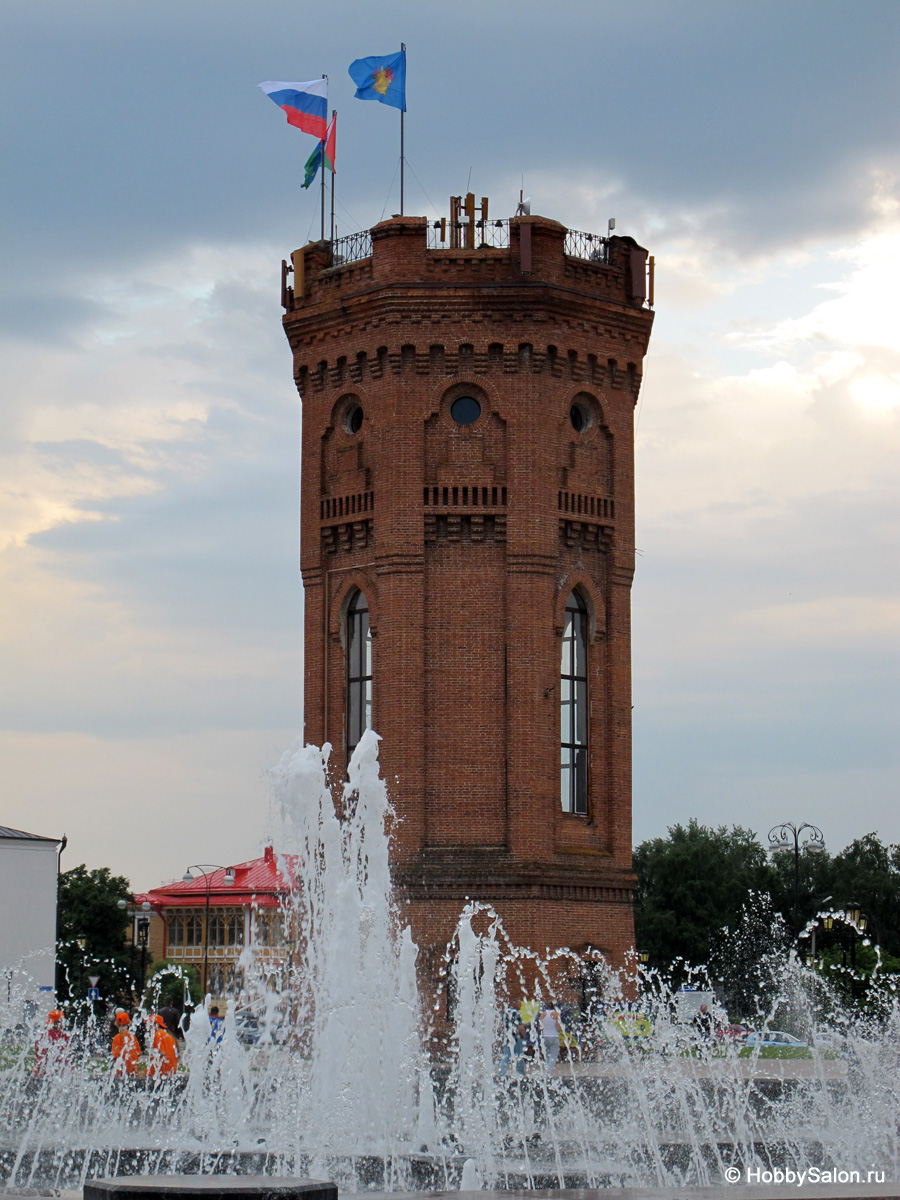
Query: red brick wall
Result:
<box><xmin>283</xmin><ymin>214</ymin><xmax>653</xmax><ymax>991</ymax></box>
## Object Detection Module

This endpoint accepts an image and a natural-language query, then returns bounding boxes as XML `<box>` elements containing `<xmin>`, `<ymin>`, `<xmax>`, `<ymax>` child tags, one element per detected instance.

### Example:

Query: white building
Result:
<box><xmin>0</xmin><ymin>826</ymin><xmax>62</xmax><ymax>994</ymax></box>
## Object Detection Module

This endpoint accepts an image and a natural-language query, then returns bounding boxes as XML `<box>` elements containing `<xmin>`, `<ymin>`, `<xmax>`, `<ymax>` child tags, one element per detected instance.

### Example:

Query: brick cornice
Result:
<box><xmin>286</xmin><ymin>288</ymin><xmax>653</xmax><ymax>357</ymax></box>
<box><xmin>394</xmin><ymin>855</ymin><xmax>636</xmax><ymax>906</ymax></box>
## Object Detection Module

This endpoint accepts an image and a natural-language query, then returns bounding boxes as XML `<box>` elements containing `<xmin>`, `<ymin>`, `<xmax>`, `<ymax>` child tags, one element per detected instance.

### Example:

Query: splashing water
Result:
<box><xmin>2</xmin><ymin>731</ymin><xmax>900</xmax><ymax>1190</ymax></box>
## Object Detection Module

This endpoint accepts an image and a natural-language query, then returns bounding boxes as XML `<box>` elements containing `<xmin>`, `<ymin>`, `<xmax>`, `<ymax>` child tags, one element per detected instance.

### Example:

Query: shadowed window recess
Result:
<box><xmin>346</xmin><ymin>589</ymin><xmax>373</xmax><ymax>760</ymax></box>
<box><xmin>561</xmin><ymin>590</ymin><xmax>588</xmax><ymax>815</ymax></box>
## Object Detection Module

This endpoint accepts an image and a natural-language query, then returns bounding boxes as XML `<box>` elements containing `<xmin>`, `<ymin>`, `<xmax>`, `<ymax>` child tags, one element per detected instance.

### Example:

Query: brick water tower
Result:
<box><xmin>282</xmin><ymin>197</ymin><xmax>654</xmax><ymax>984</ymax></box>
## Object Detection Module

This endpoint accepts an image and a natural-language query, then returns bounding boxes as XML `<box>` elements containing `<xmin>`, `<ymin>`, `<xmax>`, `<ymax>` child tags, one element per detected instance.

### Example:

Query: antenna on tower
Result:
<box><xmin>516</xmin><ymin>188</ymin><xmax>530</xmax><ymax>217</ymax></box>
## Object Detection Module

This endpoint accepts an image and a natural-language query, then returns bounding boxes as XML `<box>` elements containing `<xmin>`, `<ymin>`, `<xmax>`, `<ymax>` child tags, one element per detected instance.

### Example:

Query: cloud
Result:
<box><xmin>732</xmin><ymin>596</ymin><xmax>900</xmax><ymax>644</ymax></box>
<box><xmin>0</xmin><ymin>239</ymin><xmax>303</xmax><ymax>741</ymax></box>
<box><xmin>0</xmin><ymin>728</ymin><xmax>294</xmax><ymax>892</ymax></box>
<box><xmin>3</xmin><ymin>0</ymin><xmax>900</xmax><ymax>883</ymax></box>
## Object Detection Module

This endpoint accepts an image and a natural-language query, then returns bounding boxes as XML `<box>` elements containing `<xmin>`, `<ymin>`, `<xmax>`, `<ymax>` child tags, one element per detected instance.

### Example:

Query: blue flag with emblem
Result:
<box><xmin>348</xmin><ymin>49</ymin><xmax>406</xmax><ymax>111</ymax></box>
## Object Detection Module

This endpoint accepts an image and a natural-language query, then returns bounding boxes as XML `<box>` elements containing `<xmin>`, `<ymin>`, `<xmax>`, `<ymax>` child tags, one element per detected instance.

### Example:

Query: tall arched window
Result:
<box><xmin>561</xmin><ymin>589</ymin><xmax>588</xmax><ymax>814</ymax></box>
<box><xmin>346</xmin><ymin>589</ymin><xmax>373</xmax><ymax>760</ymax></box>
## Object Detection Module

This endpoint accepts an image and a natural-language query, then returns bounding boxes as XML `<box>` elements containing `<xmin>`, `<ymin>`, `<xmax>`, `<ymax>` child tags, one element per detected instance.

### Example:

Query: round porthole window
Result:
<box><xmin>570</xmin><ymin>402</ymin><xmax>590</xmax><ymax>433</ymax></box>
<box><xmin>344</xmin><ymin>403</ymin><xmax>364</xmax><ymax>434</ymax></box>
<box><xmin>450</xmin><ymin>396</ymin><xmax>481</xmax><ymax>426</ymax></box>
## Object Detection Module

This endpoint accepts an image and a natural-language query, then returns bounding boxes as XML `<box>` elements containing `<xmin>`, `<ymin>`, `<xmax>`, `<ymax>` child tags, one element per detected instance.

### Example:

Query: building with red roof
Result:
<box><xmin>128</xmin><ymin>846</ymin><xmax>297</xmax><ymax>999</ymax></box>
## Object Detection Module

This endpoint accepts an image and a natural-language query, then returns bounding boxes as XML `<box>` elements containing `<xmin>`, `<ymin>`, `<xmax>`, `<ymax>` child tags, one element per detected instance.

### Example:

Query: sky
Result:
<box><xmin>1</xmin><ymin>0</ymin><xmax>898</xmax><ymax>891</ymax></box>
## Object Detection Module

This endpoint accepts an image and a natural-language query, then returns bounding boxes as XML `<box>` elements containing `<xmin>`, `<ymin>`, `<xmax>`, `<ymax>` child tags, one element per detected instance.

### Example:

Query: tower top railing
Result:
<box><xmin>331</xmin><ymin>229</ymin><xmax>373</xmax><ymax>267</ymax></box>
<box><xmin>327</xmin><ymin>220</ymin><xmax>610</xmax><ymax>266</ymax></box>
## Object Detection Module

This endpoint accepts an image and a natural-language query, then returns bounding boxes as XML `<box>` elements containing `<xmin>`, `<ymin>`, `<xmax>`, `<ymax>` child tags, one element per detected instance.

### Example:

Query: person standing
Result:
<box><xmin>147</xmin><ymin>1014</ymin><xmax>178</xmax><ymax>1078</ymax></box>
<box><xmin>34</xmin><ymin>1010</ymin><xmax>69</xmax><ymax>1077</ymax></box>
<box><xmin>159</xmin><ymin>1001</ymin><xmax>183</xmax><ymax>1043</ymax></box>
<box><xmin>499</xmin><ymin>1006</ymin><xmax>527</xmax><ymax>1077</ymax></box>
<box><xmin>207</xmin><ymin>1005</ymin><xmax>224</xmax><ymax>1045</ymax></box>
<box><xmin>110</xmin><ymin>1012</ymin><xmax>141</xmax><ymax>1078</ymax></box>
<box><xmin>539</xmin><ymin>1006</ymin><xmax>561</xmax><ymax>1071</ymax></box>
<box><xmin>693</xmin><ymin>1003</ymin><xmax>714</xmax><ymax>1041</ymax></box>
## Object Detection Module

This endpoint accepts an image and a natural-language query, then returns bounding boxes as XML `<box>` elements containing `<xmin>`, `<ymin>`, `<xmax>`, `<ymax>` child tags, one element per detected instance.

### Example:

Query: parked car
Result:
<box><xmin>746</xmin><ymin>1029</ymin><xmax>807</xmax><ymax>1048</ymax></box>
<box><xmin>234</xmin><ymin>1011</ymin><xmax>261</xmax><ymax>1045</ymax></box>
<box><xmin>812</xmin><ymin>1028</ymin><xmax>846</xmax><ymax>1050</ymax></box>
<box><xmin>717</xmin><ymin>1022</ymin><xmax>753</xmax><ymax>1044</ymax></box>
<box><xmin>234</xmin><ymin>1008</ymin><xmax>290</xmax><ymax>1047</ymax></box>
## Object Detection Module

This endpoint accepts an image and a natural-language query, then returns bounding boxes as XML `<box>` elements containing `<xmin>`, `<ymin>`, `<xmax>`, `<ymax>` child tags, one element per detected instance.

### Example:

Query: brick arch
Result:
<box><xmin>425</xmin><ymin>372</ymin><xmax>506</xmax><ymax>422</ymax></box>
<box><xmin>326</xmin><ymin>386</ymin><xmax>375</xmax><ymax>435</ymax></box>
<box><xmin>553</xmin><ymin>573</ymin><xmax>606</xmax><ymax>642</ymax></box>
<box><xmin>563</xmin><ymin>383</ymin><xmax>612</xmax><ymax>434</ymax></box>
<box><xmin>329</xmin><ymin>570</ymin><xmax>379</xmax><ymax>642</ymax></box>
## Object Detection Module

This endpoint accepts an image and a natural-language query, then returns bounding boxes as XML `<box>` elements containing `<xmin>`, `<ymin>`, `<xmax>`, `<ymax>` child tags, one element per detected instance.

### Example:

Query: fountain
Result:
<box><xmin>1</xmin><ymin>731</ymin><xmax>899</xmax><ymax>1191</ymax></box>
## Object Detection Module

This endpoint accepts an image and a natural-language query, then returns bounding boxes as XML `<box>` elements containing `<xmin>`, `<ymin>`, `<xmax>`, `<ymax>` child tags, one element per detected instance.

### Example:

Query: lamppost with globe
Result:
<box><xmin>117</xmin><ymin>896</ymin><xmax>152</xmax><ymax>997</ymax></box>
<box><xmin>767</xmin><ymin>822</ymin><xmax>826</xmax><ymax>936</ymax></box>
<box><xmin>182</xmin><ymin>864</ymin><xmax>236</xmax><ymax>996</ymax></box>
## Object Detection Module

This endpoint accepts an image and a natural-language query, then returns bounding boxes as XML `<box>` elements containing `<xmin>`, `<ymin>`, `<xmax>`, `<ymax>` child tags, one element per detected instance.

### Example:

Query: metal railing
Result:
<box><xmin>564</xmin><ymin>229</ymin><xmax>609</xmax><ymax>264</ymax></box>
<box><xmin>325</xmin><ymin>222</ymin><xmax>609</xmax><ymax>265</ymax></box>
<box><xmin>331</xmin><ymin>229</ymin><xmax>373</xmax><ymax>267</ymax></box>
<box><xmin>427</xmin><ymin>219</ymin><xmax>510</xmax><ymax>250</ymax></box>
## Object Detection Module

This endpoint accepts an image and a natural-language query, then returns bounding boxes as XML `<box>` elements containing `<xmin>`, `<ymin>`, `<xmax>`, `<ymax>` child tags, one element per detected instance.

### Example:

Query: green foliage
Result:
<box><xmin>829</xmin><ymin>834</ymin><xmax>900</xmax><ymax>957</ymax></box>
<box><xmin>737</xmin><ymin>1046</ymin><xmax>813</xmax><ymax>1059</ymax></box>
<box><xmin>633</xmin><ymin>820</ymin><xmax>775</xmax><ymax>974</ymax></box>
<box><xmin>145</xmin><ymin>961</ymin><xmax>201</xmax><ymax>1010</ymax></box>
<box><xmin>634</xmin><ymin>823</ymin><xmax>900</xmax><ymax>1014</ymax></box>
<box><xmin>56</xmin><ymin>864</ymin><xmax>131</xmax><ymax>1001</ymax></box>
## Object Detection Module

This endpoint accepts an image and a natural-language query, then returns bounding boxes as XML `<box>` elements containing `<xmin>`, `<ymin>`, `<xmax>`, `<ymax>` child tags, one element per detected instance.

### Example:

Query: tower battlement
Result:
<box><xmin>282</xmin><ymin>205</ymin><xmax>654</xmax><ymax>986</ymax></box>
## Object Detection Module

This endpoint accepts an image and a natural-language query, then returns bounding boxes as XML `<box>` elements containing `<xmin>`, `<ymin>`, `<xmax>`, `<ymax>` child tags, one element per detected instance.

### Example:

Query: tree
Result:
<box><xmin>829</xmin><ymin>834</ymin><xmax>900</xmax><ymax>957</ymax></box>
<box><xmin>56</xmin><ymin>864</ymin><xmax>131</xmax><ymax>1002</ymax></box>
<box><xmin>633</xmin><ymin>820</ymin><xmax>777</xmax><ymax>973</ymax></box>
<box><xmin>145</xmin><ymin>961</ymin><xmax>201</xmax><ymax>1011</ymax></box>
<box><xmin>709</xmin><ymin>893</ymin><xmax>791</xmax><ymax>1020</ymax></box>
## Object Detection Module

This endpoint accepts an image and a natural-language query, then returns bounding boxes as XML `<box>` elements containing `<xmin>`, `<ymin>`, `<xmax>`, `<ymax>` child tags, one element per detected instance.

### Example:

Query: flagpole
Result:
<box><xmin>320</xmin><ymin>142</ymin><xmax>326</xmax><ymax>240</ymax></box>
<box><xmin>330</xmin><ymin>110</ymin><xmax>336</xmax><ymax>242</ymax></box>
<box><xmin>320</xmin><ymin>74</ymin><xmax>327</xmax><ymax>240</ymax></box>
<box><xmin>400</xmin><ymin>43</ymin><xmax>405</xmax><ymax>216</ymax></box>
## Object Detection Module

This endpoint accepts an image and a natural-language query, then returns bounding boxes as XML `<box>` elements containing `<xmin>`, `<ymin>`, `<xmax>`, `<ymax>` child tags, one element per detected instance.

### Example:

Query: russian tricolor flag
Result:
<box><xmin>259</xmin><ymin>79</ymin><xmax>327</xmax><ymax>141</ymax></box>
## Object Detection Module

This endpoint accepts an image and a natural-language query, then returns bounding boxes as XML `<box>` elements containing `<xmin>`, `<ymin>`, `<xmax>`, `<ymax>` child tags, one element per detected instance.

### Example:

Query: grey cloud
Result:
<box><xmin>34</xmin><ymin>439</ymin><xmax>138</xmax><ymax>473</ymax></box>
<box><xmin>31</xmin><ymin>454</ymin><xmax>302</xmax><ymax>635</ymax></box>
<box><xmin>0</xmin><ymin>292</ymin><xmax>113</xmax><ymax>346</ymax></box>
<box><xmin>3</xmin><ymin>0</ymin><xmax>900</xmax><ymax>288</ymax></box>
<box><xmin>0</xmin><ymin>641</ymin><xmax>303</xmax><ymax>740</ymax></box>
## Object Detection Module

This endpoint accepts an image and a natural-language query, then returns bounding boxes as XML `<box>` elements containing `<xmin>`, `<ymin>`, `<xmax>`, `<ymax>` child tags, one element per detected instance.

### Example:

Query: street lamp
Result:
<box><xmin>182</xmin><ymin>864</ymin><xmax>236</xmax><ymax>996</ymax></box>
<box><xmin>768</xmin><ymin>822</ymin><xmax>826</xmax><ymax>935</ymax></box>
<box><xmin>118</xmin><ymin>897</ymin><xmax>152</xmax><ymax>999</ymax></box>
<box><xmin>76</xmin><ymin>934</ymin><xmax>86</xmax><ymax>998</ymax></box>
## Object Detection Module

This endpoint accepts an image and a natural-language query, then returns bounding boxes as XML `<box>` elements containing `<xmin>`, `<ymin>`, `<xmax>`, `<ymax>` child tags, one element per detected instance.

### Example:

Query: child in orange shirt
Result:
<box><xmin>147</xmin><ymin>1014</ymin><xmax>178</xmax><ymax>1078</ymax></box>
<box><xmin>110</xmin><ymin>1011</ymin><xmax>141</xmax><ymax>1077</ymax></box>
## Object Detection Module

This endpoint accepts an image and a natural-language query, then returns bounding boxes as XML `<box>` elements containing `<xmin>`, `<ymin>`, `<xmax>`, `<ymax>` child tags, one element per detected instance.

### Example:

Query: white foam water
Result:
<box><xmin>1</xmin><ymin>731</ymin><xmax>898</xmax><ymax>1190</ymax></box>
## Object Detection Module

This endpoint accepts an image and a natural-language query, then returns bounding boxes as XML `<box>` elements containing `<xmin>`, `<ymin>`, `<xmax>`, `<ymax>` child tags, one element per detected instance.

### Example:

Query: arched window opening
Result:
<box><xmin>561</xmin><ymin>590</ymin><xmax>588</xmax><ymax>815</ymax></box>
<box><xmin>346</xmin><ymin>589</ymin><xmax>373</xmax><ymax>760</ymax></box>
